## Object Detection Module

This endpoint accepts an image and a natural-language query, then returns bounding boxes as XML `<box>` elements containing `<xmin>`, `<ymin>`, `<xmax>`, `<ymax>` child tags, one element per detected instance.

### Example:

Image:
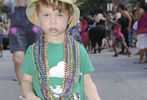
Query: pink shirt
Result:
<box><xmin>137</xmin><ymin>11</ymin><xmax>147</xmax><ymax>34</ymax></box>
<box><xmin>114</xmin><ymin>27</ymin><xmax>124</xmax><ymax>38</ymax></box>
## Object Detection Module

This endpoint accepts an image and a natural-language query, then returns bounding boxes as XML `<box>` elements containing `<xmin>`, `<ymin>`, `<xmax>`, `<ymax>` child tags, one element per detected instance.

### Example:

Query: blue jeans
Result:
<box><xmin>129</xmin><ymin>28</ymin><xmax>135</xmax><ymax>43</ymax></box>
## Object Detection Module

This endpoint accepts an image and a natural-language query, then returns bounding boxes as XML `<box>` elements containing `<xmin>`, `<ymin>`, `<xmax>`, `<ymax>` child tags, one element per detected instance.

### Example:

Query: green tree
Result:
<box><xmin>0</xmin><ymin>4</ymin><xmax>10</xmax><ymax>14</ymax></box>
<box><xmin>77</xmin><ymin>0</ymin><xmax>106</xmax><ymax>16</ymax></box>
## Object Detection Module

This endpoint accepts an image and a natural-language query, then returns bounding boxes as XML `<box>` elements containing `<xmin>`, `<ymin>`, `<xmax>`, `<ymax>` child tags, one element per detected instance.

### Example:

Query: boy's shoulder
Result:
<box><xmin>26</xmin><ymin>42</ymin><xmax>36</xmax><ymax>53</ymax></box>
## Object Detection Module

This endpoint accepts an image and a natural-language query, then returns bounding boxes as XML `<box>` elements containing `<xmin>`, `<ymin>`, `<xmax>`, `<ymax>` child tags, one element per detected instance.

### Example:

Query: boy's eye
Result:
<box><xmin>43</xmin><ymin>14</ymin><xmax>49</xmax><ymax>16</ymax></box>
<box><xmin>58</xmin><ymin>13</ymin><xmax>64</xmax><ymax>17</ymax></box>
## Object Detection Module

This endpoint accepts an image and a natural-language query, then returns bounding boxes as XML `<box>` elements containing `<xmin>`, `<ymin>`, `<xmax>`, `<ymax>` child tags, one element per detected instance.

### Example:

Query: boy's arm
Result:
<box><xmin>84</xmin><ymin>73</ymin><xmax>101</xmax><ymax>100</ymax></box>
<box><xmin>21</xmin><ymin>73</ymin><xmax>41</xmax><ymax>100</ymax></box>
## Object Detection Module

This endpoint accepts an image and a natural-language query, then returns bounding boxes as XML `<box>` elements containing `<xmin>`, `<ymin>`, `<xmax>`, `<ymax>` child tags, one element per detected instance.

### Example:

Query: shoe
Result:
<box><xmin>94</xmin><ymin>49</ymin><xmax>97</xmax><ymax>54</ymax></box>
<box><xmin>12</xmin><ymin>77</ymin><xmax>18</xmax><ymax>81</ymax></box>
<box><xmin>98</xmin><ymin>48</ymin><xmax>101</xmax><ymax>53</ymax></box>
<box><xmin>128</xmin><ymin>53</ymin><xmax>132</xmax><ymax>57</ymax></box>
<box><xmin>133</xmin><ymin>60</ymin><xmax>143</xmax><ymax>64</ymax></box>
<box><xmin>19</xmin><ymin>96</ymin><xmax>25</xmax><ymax>100</ymax></box>
<box><xmin>135</xmin><ymin>51</ymin><xmax>140</xmax><ymax>55</ymax></box>
<box><xmin>112</xmin><ymin>54</ymin><xmax>118</xmax><ymax>57</ymax></box>
<box><xmin>144</xmin><ymin>61</ymin><xmax>147</xmax><ymax>63</ymax></box>
<box><xmin>124</xmin><ymin>51</ymin><xmax>129</xmax><ymax>55</ymax></box>
<box><xmin>118</xmin><ymin>51</ymin><xmax>124</xmax><ymax>54</ymax></box>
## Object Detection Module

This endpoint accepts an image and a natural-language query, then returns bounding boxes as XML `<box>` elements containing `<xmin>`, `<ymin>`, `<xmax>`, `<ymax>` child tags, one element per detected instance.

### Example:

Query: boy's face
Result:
<box><xmin>37</xmin><ymin>4</ymin><xmax>71</xmax><ymax>37</ymax></box>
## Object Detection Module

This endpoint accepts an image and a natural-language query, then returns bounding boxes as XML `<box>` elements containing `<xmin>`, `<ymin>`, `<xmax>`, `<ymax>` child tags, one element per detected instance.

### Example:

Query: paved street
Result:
<box><xmin>0</xmin><ymin>48</ymin><xmax>147</xmax><ymax>100</ymax></box>
<box><xmin>0</xmin><ymin>50</ymin><xmax>22</xmax><ymax>100</ymax></box>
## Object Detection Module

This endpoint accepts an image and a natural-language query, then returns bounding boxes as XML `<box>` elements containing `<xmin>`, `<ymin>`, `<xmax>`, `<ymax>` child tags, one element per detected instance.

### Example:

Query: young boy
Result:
<box><xmin>20</xmin><ymin>0</ymin><xmax>101</xmax><ymax>100</ymax></box>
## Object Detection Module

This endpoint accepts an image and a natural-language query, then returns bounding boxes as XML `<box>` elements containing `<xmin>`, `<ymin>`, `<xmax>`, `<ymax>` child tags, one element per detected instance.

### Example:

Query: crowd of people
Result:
<box><xmin>70</xmin><ymin>0</ymin><xmax>147</xmax><ymax>64</ymax></box>
<box><xmin>0</xmin><ymin>0</ymin><xmax>146</xmax><ymax>99</ymax></box>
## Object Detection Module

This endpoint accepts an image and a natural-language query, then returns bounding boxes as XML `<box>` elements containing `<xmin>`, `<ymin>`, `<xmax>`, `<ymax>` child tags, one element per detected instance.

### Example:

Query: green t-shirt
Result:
<box><xmin>21</xmin><ymin>42</ymin><xmax>94</xmax><ymax>100</ymax></box>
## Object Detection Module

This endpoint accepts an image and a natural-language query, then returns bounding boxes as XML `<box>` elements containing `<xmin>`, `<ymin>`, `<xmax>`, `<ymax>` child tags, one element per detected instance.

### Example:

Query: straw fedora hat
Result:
<box><xmin>26</xmin><ymin>0</ymin><xmax>80</xmax><ymax>29</ymax></box>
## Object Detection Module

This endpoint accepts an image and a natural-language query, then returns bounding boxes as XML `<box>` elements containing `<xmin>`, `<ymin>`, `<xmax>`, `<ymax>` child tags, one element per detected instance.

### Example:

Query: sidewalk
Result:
<box><xmin>0</xmin><ymin>50</ymin><xmax>22</xmax><ymax>100</ymax></box>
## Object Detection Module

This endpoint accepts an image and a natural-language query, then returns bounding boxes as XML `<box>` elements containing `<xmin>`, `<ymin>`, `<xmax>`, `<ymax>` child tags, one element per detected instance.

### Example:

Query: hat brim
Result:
<box><xmin>26</xmin><ymin>0</ymin><xmax>80</xmax><ymax>29</ymax></box>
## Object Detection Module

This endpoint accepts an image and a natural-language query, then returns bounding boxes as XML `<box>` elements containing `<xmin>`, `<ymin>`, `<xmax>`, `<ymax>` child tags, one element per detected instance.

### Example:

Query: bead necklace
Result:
<box><xmin>33</xmin><ymin>32</ymin><xmax>80</xmax><ymax>100</ymax></box>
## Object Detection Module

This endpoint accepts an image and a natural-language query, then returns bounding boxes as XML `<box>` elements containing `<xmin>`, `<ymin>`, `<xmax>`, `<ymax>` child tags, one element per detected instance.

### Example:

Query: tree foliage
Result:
<box><xmin>77</xmin><ymin>0</ymin><xmax>107</xmax><ymax>16</ymax></box>
<box><xmin>0</xmin><ymin>4</ymin><xmax>10</xmax><ymax>14</ymax></box>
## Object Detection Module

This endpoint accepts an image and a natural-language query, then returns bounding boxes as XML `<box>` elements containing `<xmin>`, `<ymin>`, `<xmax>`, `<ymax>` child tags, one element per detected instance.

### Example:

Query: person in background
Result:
<box><xmin>118</xmin><ymin>4</ymin><xmax>132</xmax><ymax>54</ymax></box>
<box><xmin>86</xmin><ymin>11</ymin><xmax>95</xmax><ymax>51</ymax></box>
<box><xmin>105</xmin><ymin>14</ymin><xmax>132</xmax><ymax>57</ymax></box>
<box><xmin>89</xmin><ymin>8</ymin><xmax>107</xmax><ymax>53</ymax></box>
<box><xmin>134</xmin><ymin>0</ymin><xmax>147</xmax><ymax>64</ymax></box>
<box><xmin>80</xmin><ymin>16</ymin><xmax>88</xmax><ymax>48</ymax></box>
<box><xmin>128</xmin><ymin>11</ymin><xmax>135</xmax><ymax>47</ymax></box>
<box><xmin>0</xmin><ymin>16</ymin><xmax>3</xmax><ymax>58</ymax></box>
<box><xmin>0</xmin><ymin>0</ymin><xmax>41</xmax><ymax>83</ymax></box>
<box><xmin>132</xmin><ymin>19</ymin><xmax>138</xmax><ymax>47</ymax></box>
<box><xmin>69</xmin><ymin>21</ymin><xmax>81</xmax><ymax>43</ymax></box>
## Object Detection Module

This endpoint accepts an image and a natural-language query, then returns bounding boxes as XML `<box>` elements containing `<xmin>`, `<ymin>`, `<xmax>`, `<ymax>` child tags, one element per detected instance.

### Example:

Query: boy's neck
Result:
<box><xmin>46</xmin><ymin>34</ymin><xmax>64</xmax><ymax>44</ymax></box>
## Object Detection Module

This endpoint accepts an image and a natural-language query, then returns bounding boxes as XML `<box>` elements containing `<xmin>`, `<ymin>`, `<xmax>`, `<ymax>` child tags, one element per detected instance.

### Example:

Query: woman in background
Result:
<box><xmin>0</xmin><ymin>16</ymin><xmax>3</xmax><ymax>58</ymax></box>
<box><xmin>134</xmin><ymin>0</ymin><xmax>147</xmax><ymax>64</ymax></box>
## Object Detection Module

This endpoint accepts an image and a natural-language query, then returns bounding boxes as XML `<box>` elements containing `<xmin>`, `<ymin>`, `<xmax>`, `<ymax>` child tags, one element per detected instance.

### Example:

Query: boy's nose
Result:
<box><xmin>50</xmin><ymin>16</ymin><xmax>56</xmax><ymax>25</ymax></box>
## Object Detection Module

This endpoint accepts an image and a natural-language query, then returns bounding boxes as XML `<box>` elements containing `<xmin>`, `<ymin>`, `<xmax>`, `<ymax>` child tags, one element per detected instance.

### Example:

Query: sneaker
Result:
<box><xmin>12</xmin><ymin>77</ymin><xmax>18</xmax><ymax>81</ymax></box>
<box><xmin>144</xmin><ymin>61</ymin><xmax>147</xmax><ymax>63</ymax></box>
<box><xmin>128</xmin><ymin>53</ymin><xmax>132</xmax><ymax>57</ymax></box>
<box><xmin>112</xmin><ymin>54</ymin><xmax>118</xmax><ymax>57</ymax></box>
<box><xmin>19</xmin><ymin>96</ymin><xmax>25</xmax><ymax>100</ymax></box>
<box><xmin>118</xmin><ymin>51</ymin><xmax>124</xmax><ymax>54</ymax></box>
<box><xmin>133</xmin><ymin>60</ymin><xmax>143</xmax><ymax>64</ymax></box>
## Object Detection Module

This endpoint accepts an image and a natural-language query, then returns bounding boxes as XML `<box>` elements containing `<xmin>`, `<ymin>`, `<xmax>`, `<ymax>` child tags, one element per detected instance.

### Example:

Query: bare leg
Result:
<box><xmin>135</xmin><ymin>50</ymin><xmax>141</xmax><ymax>55</ymax></box>
<box><xmin>134</xmin><ymin>49</ymin><xmax>144</xmax><ymax>64</ymax></box>
<box><xmin>101</xmin><ymin>38</ymin><xmax>109</xmax><ymax>49</ymax></box>
<box><xmin>112</xmin><ymin>41</ymin><xmax>118</xmax><ymax>57</ymax></box>
<box><xmin>13</xmin><ymin>51</ymin><xmax>25</xmax><ymax>84</ymax></box>
<box><xmin>145</xmin><ymin>48</ymin><xmax>147</xmax><ymax>62</ymax></box>
<box><xmin>120</xmin><ymin>42</ymin><xmax>132</xmax><ymax>57</ymax></box>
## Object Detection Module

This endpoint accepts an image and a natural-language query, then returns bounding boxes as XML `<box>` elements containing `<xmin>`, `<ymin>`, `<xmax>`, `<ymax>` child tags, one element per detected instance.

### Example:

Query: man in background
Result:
<box><xmin>0</xmin><ymin>0</ymin><xmax>41</xmax><ymax>83</ymax></box>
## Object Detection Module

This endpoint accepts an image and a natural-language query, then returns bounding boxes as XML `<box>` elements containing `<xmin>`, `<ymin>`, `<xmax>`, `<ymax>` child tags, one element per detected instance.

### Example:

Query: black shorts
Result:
<box><xmin>8</xmin><ymin>7</ymin><xmax>42</xmax><ymax>53</ymax></box>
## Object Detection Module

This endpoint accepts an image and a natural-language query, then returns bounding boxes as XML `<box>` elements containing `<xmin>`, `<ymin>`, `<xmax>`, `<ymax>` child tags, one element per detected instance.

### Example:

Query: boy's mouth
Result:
<box><xmin>49</xmin><ymin>28</ymin><xmax>58</xmax><ymax>33</ymax></box>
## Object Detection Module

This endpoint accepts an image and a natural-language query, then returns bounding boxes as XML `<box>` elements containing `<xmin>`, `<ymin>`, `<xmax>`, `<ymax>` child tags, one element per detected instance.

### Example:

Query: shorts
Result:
<box><xmin>137</xmin><ymin>33</ymin><xmax>147</xmax><ymax>49</ymax></box>
<box><xmin>115</xmin><ymin>37</ymin><xmax>124</xmax><ymax>42</ymax></box>
<box><xmin>8</xmin><ymin>7</ymin><xmax>42</xmax><ymax>53</ymax></box>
